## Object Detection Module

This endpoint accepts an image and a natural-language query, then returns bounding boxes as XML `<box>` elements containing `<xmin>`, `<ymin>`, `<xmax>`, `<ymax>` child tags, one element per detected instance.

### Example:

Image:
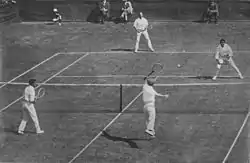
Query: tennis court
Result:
<box><xmin>0</xmin><ymin>50</ymin><xmax>250</xmax><ymax>163</ymax></box>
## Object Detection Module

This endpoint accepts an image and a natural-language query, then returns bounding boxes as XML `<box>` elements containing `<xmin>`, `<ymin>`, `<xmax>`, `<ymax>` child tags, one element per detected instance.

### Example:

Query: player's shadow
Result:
<box><xmin>45</xmin><ymin>22</ymin><xmax>55</xmax><ymax>25</ymax></box>
<box><xmin>3</xmin><ymin>127</ymin><xmax>35</xmax><ymax>135</ymax></box>
<box><xmin>188</xmin><ymin>76</ymin><xmax>213</xmax><ymax>80</ymax></box>
<box><xmin>110</xmin><ymin>49</ymin><xmax>151</xmax><ymax>52</ymax></box>
<box><xmin>110</xmin><ymin>48</ymin><xmax>134</xmax><ymax>52</ymax></box>
<box><xmin>102</xmin><ymin>131</ymin><xmax>147</xmax><ymax>149</ymax></box>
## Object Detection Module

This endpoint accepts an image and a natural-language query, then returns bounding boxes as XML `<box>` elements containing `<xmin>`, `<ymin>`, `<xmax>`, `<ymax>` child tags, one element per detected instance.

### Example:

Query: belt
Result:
<box><xmin>144</xmin><ymin>101</ymin><xmax>155</xmax><ymax>107</ymax></box>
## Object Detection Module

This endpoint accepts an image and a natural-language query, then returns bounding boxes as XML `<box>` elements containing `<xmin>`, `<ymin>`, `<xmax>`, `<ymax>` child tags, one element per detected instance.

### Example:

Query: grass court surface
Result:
<box><xmin>1</xmin><ymin>21</ymin><xmax>250</xmax><ymax>163</ymax></box>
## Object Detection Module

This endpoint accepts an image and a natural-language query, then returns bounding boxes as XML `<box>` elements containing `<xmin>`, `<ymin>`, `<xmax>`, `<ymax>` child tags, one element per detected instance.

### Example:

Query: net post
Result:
<box><xmin>120</xmin><ymin>84</ymin><xmax>122</xmax><ymax>112</ymax></box>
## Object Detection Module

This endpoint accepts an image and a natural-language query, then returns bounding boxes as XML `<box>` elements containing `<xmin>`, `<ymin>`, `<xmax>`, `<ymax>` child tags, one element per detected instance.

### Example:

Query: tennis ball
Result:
<box><xmin>177</xmin><ymin>64</ymin><xmax>181</xmax><ymax>68</ymax></box>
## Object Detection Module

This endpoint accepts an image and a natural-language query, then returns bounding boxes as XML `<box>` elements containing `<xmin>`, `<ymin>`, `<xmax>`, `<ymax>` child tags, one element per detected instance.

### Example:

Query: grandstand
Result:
<box><xmin>0</xmin><ymin>0</ymin><xmax>249</xmax><ymax>23</ymax></box>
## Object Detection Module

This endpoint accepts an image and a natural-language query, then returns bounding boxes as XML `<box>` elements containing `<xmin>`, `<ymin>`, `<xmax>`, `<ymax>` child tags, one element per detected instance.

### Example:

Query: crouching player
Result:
<box><xmin>52</xmin><ymin>8</ymin><xmax>62</xmax><ymax>26</ymax></box>
<box><xmin>213</xmin><ymin>39</ymin><xmax>243</xmax><ymax>80</ymax></box>
<box><xmin>142</xmin><ymin>77</ymin><xmax>169</xmax><ymax>138</ymax></box>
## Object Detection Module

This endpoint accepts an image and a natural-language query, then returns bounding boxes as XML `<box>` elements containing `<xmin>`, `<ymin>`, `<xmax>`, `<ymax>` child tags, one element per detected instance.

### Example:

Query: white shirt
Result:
<box><xmin>123</xmin><ymin>1</ymin><xmax>133</xmax><ymax>13</ymax></box>
<box><xmin>133</xmin><ymin>17</ymin><xmax>148</xmax><ymax>31</ymax></box>
<box><xmin>142</xmin><ymin>82</ymin><xmax>158</xmax><ymax>105</ymax></box>
<box><xmin>24</xmin><ymin>85</ymin><xmax>35</xmax><ymax>102</ymax></box>
<box><xmin>215</xmin><ymin>43</ymin><xmax>233</xmax><ymax>59</ymax></box>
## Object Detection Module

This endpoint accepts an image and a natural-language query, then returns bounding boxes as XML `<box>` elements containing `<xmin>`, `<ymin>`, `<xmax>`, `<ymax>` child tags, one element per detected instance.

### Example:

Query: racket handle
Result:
<box><xmin>147</xmin><ymin>71</ymin><xmax>155</xmax><ymax>77</ymax></box>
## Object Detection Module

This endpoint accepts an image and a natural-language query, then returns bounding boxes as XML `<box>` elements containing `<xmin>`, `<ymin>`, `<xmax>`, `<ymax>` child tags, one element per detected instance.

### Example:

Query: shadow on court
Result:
<box><xmin>102</xmin><ymin>131</ymin><xmax>149</xmax><ymax>149</ymax></box>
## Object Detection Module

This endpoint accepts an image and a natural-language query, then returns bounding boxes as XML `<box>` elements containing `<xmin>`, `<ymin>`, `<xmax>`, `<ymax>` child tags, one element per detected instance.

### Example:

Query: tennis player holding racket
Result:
<box><xmin>18</xmin><ymin>79</ymin><xmax>44</xmax><ymax>135</ymax></box>
<box><xmin>213</xmin><ymin>38</ymin><xmax>243</xmax><ymax>80</ymax></box>
<box><xmin>142</xmin><ymin>64</ymin><xmax>168</xmax><ymax>138</ymax></box>
<box><xmin>133</xmin><ymin>12</ymin><xmax>154</xmax><ymax>53</ymax></box>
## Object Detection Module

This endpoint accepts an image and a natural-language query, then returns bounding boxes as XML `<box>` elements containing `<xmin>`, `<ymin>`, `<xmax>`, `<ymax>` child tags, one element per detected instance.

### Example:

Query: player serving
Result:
<box><xmin>142</xmin><ymin>76</ymin><xmax>169</xmax><ymax>138</ymax></box>
<box><xmin>133</xmin><ymin>12</ymin><xmax>154</xmax><ymax>53</ymax></box>
<box><xmin>213</xmin><ymin>38</ymin><xmax>244</xmax><ymax>80</ymax></box>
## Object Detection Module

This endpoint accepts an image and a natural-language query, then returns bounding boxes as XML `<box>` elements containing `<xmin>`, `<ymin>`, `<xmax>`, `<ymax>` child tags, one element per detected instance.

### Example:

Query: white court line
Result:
<box><xmin>55</xmin><ymin>75</ymin><xmax>249</xmax><ymax>79</ymax></box>
<box><xmin>20</xmin><ymin>20</ymin><xmax>250</xmax><ymax>25</ymax></box>
<box><xmin>61</xmin><ymin>50</ymin><xmax>250</xmax><ymax>55</ymax></box>
<box><xmin>222</xmin><ymin>104</ymin><xmax>250</xmax><ymax>163</ymax></box>
<box><xmin>0</xmin><ymin>52</ymin><xmax>61</xmax><ymax>89</ymax></box>
<box><xmin>0</xmin><ymin>53</ymin><xmax>90</xmax><ymax>113</ymax></box>
<box><xmin>0</xmin><ymin>81</ymin><xmax>250</xmax><ymax>87</ymax></box>
<box><xmin>68</xmin><ymin>91</ymin><xmax>143</xmax><ymax>163</ymax></box>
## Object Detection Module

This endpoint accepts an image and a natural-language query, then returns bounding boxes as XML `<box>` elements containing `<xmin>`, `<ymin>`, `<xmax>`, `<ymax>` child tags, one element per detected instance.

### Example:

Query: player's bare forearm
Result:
<box><xmin>156</xmin><ymin>92</ymin><xmax>168</xmax><ymax>98</ymax></box>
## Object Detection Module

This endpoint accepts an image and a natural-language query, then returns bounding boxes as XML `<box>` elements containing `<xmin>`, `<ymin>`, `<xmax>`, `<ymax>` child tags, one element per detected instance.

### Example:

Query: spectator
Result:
<box><xmin>98</xmin><ymin>0</ymin><xmax>110</xmax><ymax>24</ymax></box>
<box><xmin>120</xmin><ymin>0</ymin><xmax>133</xmax><ymax>23</ymax></box>
<box><xmin>52</xmin><ymin>8</ymin><xmax>62</xmax><ymax>26</ymax></box>
<box><xmin>203</xmin><ymin>0</ymin><xmax>219</xmax><ymax>23</ymax></box>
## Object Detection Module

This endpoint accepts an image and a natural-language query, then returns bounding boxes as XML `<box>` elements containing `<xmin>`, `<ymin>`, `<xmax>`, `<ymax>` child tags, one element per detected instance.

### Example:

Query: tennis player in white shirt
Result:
<box><xmin>18</xmin><ymin>79</ymin><xmax>44</xmax><ymax>135</ymax></box>
<box><xmin>133</xmin><ymin>12</ymin><xmax>154</xmax><ymax>53</ymax></box>
<box><xmin>142</xmin><ymin>77</ymin><xmax>168</xmax><ymax>138</ymax></box>
<box><xmin>213</xmin><ymin>38</ymin><xmax>243</xmax><ymax>80</ymax></box>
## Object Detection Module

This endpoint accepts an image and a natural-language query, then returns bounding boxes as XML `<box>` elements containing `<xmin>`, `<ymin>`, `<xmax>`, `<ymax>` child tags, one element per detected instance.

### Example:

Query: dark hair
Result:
<box><xmin>220</xmin><ymin>38</ymin><xmax>225</xmax><ymax>43</ymax></box>
<box><xmin>28</xmin><ymin>79</ymin><xmax>36</xmax><ymax>85</ymax></box>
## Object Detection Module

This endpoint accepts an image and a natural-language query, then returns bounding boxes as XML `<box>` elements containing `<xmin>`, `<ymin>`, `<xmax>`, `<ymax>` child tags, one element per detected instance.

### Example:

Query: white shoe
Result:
<box><xmin>17</xmin><ymin>130</ymin><xmax>24</xmax><ymax>135</ymax></box>
<box><xmin>134</xmin><ymin>50</ymin><xmax>138</xmax><ymax>53</ymax></box>
<box><xmin>150</xmin><ymin>49</ymin><xmax>155</xmax><ymax>52</ymax></box>
<box><xmin>36</xmin><ymin>130</ymin><xmax>44</xmax><ymax>134</ymax></box>
<box><xmin>145</xmin><ymin>129</ymin><xmax>155</xmax><ymax>138</ymax></box>
<box><xmin>239</xmin><ymin>75</ymin><xmax>244</xmax><ymax>79</ymax></box>
<box><xmin>212</xmin><ymin>76</ymin><xmax>217</xmax><ymax>80</ymax></box>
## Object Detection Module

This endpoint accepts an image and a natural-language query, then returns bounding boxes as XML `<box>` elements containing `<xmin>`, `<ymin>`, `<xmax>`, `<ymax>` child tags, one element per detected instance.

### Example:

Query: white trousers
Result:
<box><xmin>135</xmin><ymin>30</ymin><xmax>153</xmax><ymax>51</ymax></box>
<box><xmin>18</xmin><ymin>102</ymin><xmax>41</xmax><ymax>132</ymax></box>
<box><xmin>216</xmin><ymin>57</ymin><xmax>243</xmax><ymax>77</ymax></box>
<box><xmin>143</xmin><ymin>104</ymin><xmax>156</xmax><ymax>133</ymax></box>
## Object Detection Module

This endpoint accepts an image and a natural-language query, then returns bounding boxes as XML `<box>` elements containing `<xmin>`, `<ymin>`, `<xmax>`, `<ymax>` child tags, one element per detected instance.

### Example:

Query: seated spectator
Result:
<box><xmin>204</xmin><ymin>0</ymin><xmax>219</xmax><ymax>23</ymax></box>
<box><xmin>0</xmin><ymin>0</ymin><xmax>16</xmax><ymax>7</ymax></box>
<box><xmin>120</xmin><ymin>0</ymin><xmax>133</xmax><ymax>23</ymax></box>
<box><xmin>98</xmin><ymin>0</ymin><xmax>110</xmax><ymax>24</ymax></box>
<box><xmin>52</xmin><ymin>8</ymin><xmax>62</xmax><ymax>26</ymax></box>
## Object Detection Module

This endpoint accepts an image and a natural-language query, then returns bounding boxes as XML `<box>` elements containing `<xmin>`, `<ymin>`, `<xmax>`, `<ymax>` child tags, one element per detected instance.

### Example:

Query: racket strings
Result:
<box><xmin>36</xmin><ymin>88</ymin><xmax>45</xmax><ymax>99</ymax></box>
<box><xmin>152</xmin><ymin>63</ymin><xmax>164</xmax><ymax>73</ymax></box>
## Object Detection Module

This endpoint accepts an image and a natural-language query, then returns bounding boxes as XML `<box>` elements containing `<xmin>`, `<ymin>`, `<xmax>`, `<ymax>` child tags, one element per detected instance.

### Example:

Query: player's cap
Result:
<box><xmin>28</xmin><ymin>79</ymin><xmax>36</xmax><ymax>85</ymax></box>
<box><xmin>146</xmin><ymin>77</ymin><xmax>157</xmax><ymax>86</ymax></box>
<box><xmin>53</xmin><ymin>8</ymin><xmax>58</xmax><ymax>12</ymax></box>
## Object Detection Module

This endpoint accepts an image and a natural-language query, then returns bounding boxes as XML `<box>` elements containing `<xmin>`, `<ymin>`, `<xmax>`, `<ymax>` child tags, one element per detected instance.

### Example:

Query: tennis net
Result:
<box><xmin>0</xmin><ymin>82</ymin><xmax>249</xmax><ymax>114</ymax></box>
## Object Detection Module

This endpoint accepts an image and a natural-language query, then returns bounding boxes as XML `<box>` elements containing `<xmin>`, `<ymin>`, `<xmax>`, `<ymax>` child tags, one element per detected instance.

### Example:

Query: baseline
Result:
<box><xmin>0</xmin><ymin>81</ymin><xmax>250</xmax><ymax>87</ymax></box>
<box><xmin>0</xmin><ymin>53</ymin><xmax>90</xmax><ymax>113</ymax></box>
<box><xmin>61</xmin><ymin>50</ymin><xmax>250</xmax><ymax>55</ymax></box>
<box><xmin>0</xmin><ymin>52</ymin><xmax>61</xmax><ymax>89</ymax></box>
<box><xmin>20</xmin><ymin>20</ymin><xmax>250</xmax><ymax>25</ymax></box>
<box><xmin>55</xmin><ymin>75</ymin><xmax>250</xmax><ymax>79</ymax></box>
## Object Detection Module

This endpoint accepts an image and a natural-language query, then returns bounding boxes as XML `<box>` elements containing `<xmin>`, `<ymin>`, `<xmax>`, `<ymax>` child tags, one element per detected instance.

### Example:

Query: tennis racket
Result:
<box><xmin>36</xmin><ymin>87</ymin><xmax>46</xmax><ymax>99</ymax></box>
<box><xmin>145</xmin><ymin>63</ymin><xmax>164</xmax><ymax>80</ymax></box>
<box><xmin>147</xmin><ymin>24</ymin><xmax>153</xmax><ymax>30</ymax></box>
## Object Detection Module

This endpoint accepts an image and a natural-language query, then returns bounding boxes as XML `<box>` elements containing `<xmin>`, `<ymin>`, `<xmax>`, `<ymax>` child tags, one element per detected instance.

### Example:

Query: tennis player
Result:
<box><xmin>18</xmin><ymin>79</ymin><xmax>44</xmax><ymax>135</ymax></box>
<box><xmin>142</xmin><ymin>77</ymin><xmax>168</xmax><ymax>138</ymax></box>
<box><xmin>213</xmin><ymin>38</ymin><xmax>243</xmax><ymax>80</ymax></box>
<box><xmin>133</xmin><ymin>12</ymin><xmax>154</xmax><ymax>53</ymax></box>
